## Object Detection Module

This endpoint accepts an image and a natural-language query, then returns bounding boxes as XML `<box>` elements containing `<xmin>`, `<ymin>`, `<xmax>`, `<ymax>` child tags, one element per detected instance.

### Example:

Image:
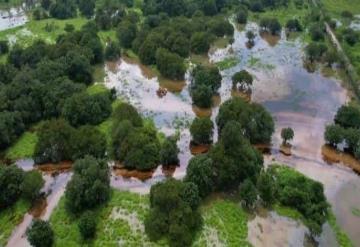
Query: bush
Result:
<box><xmin>232</xmin><ymin>70</ymin><xmax>253</xmax><ymax>90</ymax></box>
<box><xmin>34</xmin><ymin>119</ymin><xmax>75</xmax><ymax>164</ymax></box>
<box><xmin>216</xmin><ymin>97</ymin><xmax>274</xmax><ymax>144</ymax></box>
<box><xmin>117</xmin><ymin>21</ymin><xmax>137</xmax><ymax>49</ymax></box>
<box><xmin>190</xmin><ymin>32</ymin><xmax>212</xmax><ymax>54</ymax></box>
<box><xmin>0</xmin><ymin>165</ymin><xmax>24</xmax><ymax>209</ymax></box>
<box><xmin>78</xmin><ymin>211</ymin><xmax>97</xmax><ymax>239</ymax></box>
<box><xmin>324</xmin><ymin>124</ymin><xmax>344</xmax><ymax>147</ymax></box>
<box><xmin>259</xmin><ymin>18</ymin><xmax>281</xmax><ymax>35</ymax></box>
<box><xmin>21</xmin><ymin>170</ymin><xmax>44</xmax><ymax>202</ymax></box>
<box><xmin>335</xmin><ymin>105</ymin><xmax>360</xmax><ymax>129</ymax></box>
<box><xmin>305</xmin><ymin>42</ymin><xmax>327</xmax><ymax>62</ymax></box>
<box><xmin>112</xmin><ymin>103</ymin><xmax>143</xmax><ymax>127</ymax></box>
<box><xmin>160</xmin><ymin>136</ymin><xmax>180</xmax><ymax>165</ymax></box>
<box><xmin>155</xmin><ymin>48</ymin><xmax>186</xmax><ymax>80</ymax></box>
<box><xmin>62</xmin><ymin>92</ymin><xmax>112</xmax><ymax>127</ymax></box>
<box><xmin>27</xmin><ymin>220</ymin><xmax>54</xmax><ymax>247</ymax></box>
<box><xmin>185</xmin><ymin>154</ymin><xmax>215</xmax><ymax>198</ymax></box>
<box><xmin>236</xmin><ymin>9</ymin><xmax>248</xmax><ymax>24</ymax></box>
<box><xmin>257</xmin><ymin>170</ymin><xmax>276</xmax><ymax>206</ymax></box>
<box><xmin>104</xmin><ymin>41</ymin><xmax>121</xmax><ymax>61</ymax></box>
<box><xmin>281</xmin><ymin>127</ymin><xmax>294</xmax><ymax>145</ymax></box>
<box><xmin>0</xmin><ymin>40</ymin><xmax>9</xmax><ymax>55</ymax></box>
<box><xmin>191</xmin><ymin>84</ymin><xmax>213</xmax><ymax>108</ymax></box>
<box><xmin>341</xmin><ymin>10</ymin><xmax>353</xmax><ymax>19</ymax></box>
<box><xmin>190</xmin><ymin>117</ymin><xmax>214</xmax><ymax>145</ymax></box>
<box><xmin>0</xmin><ymin>111</ymin><xmax>25</xmax><ymax>149</ymax></box>
<box><xmin>65</xmin><ymin>156</ymin><xmax>110</xmax><ymax>214</ymax></box>
<box><xmin>309</xmin><ymin>23</ymin><xmax>325</xmax><ymax>41</ymax></box>
<box><xmin>342</xmin><ymin>28</ymin><xmax>359</xmax><ymax>46</ymax></box>
<box><xmin>145</xmin><ymin>179</ymin><xmax>201</xmax><ymax>246</ymax></box>
<box><xmin>239</xmin><ymin>179</ymin><xmax>258</xmax><ymax>209</ymax></box>
<box><xmin>285</xmin><ymin>19</ymin><xmax>302</xmax><ymax>32</ymax></box>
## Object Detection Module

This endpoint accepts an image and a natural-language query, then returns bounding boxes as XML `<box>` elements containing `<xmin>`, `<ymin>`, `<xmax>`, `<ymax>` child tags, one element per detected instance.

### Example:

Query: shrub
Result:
<box><xmin>160</xmin><ymin>136</ymin><xmax>180</xmax><ymax>165</ymax></box>
<box><xmin>27</xmin><ymin>220</ymin><xmax>54</xmax><ymax>247</ymax></box>
<box><xmin>190</xmin><ymin>117</ymin><xmax>214</xmax><ymax>145</ymax></box>
<box><xmin>21</xmin><ymin>170</ymin><xmax>44</xmax><ymax>202</ymax></box>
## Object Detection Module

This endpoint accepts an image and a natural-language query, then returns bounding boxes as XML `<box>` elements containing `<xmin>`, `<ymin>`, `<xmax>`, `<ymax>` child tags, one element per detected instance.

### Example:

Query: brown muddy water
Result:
<box><xmin>104</xmin><ymin>21</ymin><xmax>360</xmax><ymax>246</ymax></box>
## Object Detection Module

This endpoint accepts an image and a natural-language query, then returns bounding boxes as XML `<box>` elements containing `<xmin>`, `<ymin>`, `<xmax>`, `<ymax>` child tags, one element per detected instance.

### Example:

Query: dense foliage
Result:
<box><xmin>190</xmin><ymin>117</ymin><xmax>214</xmax><ymax>145</ymax></box>
<box><xmin>65</xmin><ymin>156</ymin><xmax>110</xmax><ymax>214</ymax></box>
<box><xmin>78</xmin><ymin>211</ymin><xmax>97</xmax><ymax>239</ymax></box>
<box><xmin>160</xmin><ymin>136</ymin><xmax>180</xmax><ymax>166</ymax></box>
<box><xmin>145</xmin><ymin>179</ymin><xmax>202</xmax><ymax>247</ymax></box>
<box><xmin>27</xmin><ymin>220</ymin><xmax>54</xmax><ymax>247</ymax></box>
<box><xmin>216</xmin><ymin>97</ymin><xmax>274</xmax><ymax>144</ymax></box>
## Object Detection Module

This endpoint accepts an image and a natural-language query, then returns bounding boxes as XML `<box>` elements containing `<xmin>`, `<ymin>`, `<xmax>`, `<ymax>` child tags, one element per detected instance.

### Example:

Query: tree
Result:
<box><xmin>78</xmin><ymin>211</ymin><xmax>97</xmax><ymax>239</ymax></box>
<box><xmin>185</xmin><ymin>154</ymin><xmax>215</xmax><ymax>197</ymax></box>
<box><xmin>236</xmin><ymin>9</ymin><xmax>248</xmax><ymax>24</ymax></box>
<box><xmin>191</xmin><ymin>84</ymin><xmax>213</xmax><ymax>108</ymax></box>
<box><xmin>192</xmin><ymin>65</ymin><xmax>222</xmax><ymax>93</ymax></box>
<box><xmin>309</xmin><ymin>23</ymin><xmax>325</xmax><ymax>41</ymax></box>
<box><xmin>62</xmin><ymin>92</ymin><xmax>112</xmax><ymax>127</ymax></box>
<box><xmin>34</xmin><ymin>119</ymin><xmax>75</xmax><ymax>164</ymax></box>
<box><xmin>0</xmin><ymin>165</ymin><xmax>24</xmax><ymax>209</ymax></box>
<box><xmin>190</xmin><ymin>117</ymin><xmax>214</xmax><ymax>145</ymax></box>
<box><xmin>324</xmin><ymin>124</ymin><xmax>344</xmax><ymax>147</ymax></box>
<box><xmin>49</xmin><ymin>0</ymin><xmax>77</xmax><ymax>19</ymax></box>
<box><xmin>165</xmin><ymin>32</ymin><xmax>190</xmax><ymax>58</ymax></box>
<box><xmin>281</xmin><ymin>127</ymin><xmax>294</xmax><ymax>145</ymax></box>
<box><xmin>190</xmin><ymin>32</ymin><xmax>212</xmax><ymax>54</ymax></box>
<box><xmin>139</xmin><ymin>33</ymin><xmax>163</xmax><ymax>65</ymax></box>
<box><xmin>71</xmin><ymin>126</ymin><xmax>107</xmax><ymax>160</ymax></box>
<box><xmin>305</xmin><ymin>42</ymin><xmax>327</xmax><ymax>62</ymax></box>
<box><xmin>216</xmin><ymin>98</ymin><xmax>274</xmax><ymax>144</ymax></box>
<box><xmin>343</xmin><ymin>28</ymin><xmax>359</xmax><ymax>46</ymax></box>
<box><xmin>105</xmin><ymin>41</ymin><xmax>121</xmax><ymax>61</ymax></box>
<box><xmin>78</xmin><ymin>0</ymin><xmax>95</xmax><ymax>18</ymax></box>
<box><xmin>259</xmin><ymin>18</ymin><xmax>281</xmax><ymax>35</ymax></box>
<box><xmin>21</xmin><ymin>170</ymin><xmax>45</xmax><ymax>202</ymax></box>
<box><xmin>0</xmin><ymin>111</ymin><xmax>25</xmax><ymax>149</ymax></box>
<box><xmin>27</xmin><ymin>220</ymin><xmax>54</xmax><ymax>247</ymax></box>
<box><xmin>257</xmin><ymin>170</ymin><xmax>276</xmax><ymax>206</ymax></box>
<box><xmin>334</xmin><ymin>105</ymin><xmax>360</xmax><ymax>129</ymax></box>
<box><xmin>155</xmin><ymin>48</ymin><xmax>186</xmax><ymax>80</ymax></box>
<box><xmin>232</xmin><ymin>70</ymin><xmax>253</xmax><ymax>90</ymax></box>
<box><xmin>160</xmin><ymin>136</ymin><xmax>180</xmax><ymax>165</ymax></box>
<box><xmin>65</xmin><ymin>51</ymin><xmax>93</xmax><ymax>84</ymax></box>
<box><xmin>64</xmin><ymin>24</ymin><xmax>75</xmax><ymax>32</ymax></box>
<box><xmin>145</xmin><ymin>179</ymin><xmax>201</xmax><ymax>246</ymax></box>
<box><xmin>112</xmin><ymin>103</ymin><xmax>143</xmax><ymax>127</ymax></box>
<box><xmin>117</xmin><ymin>21</ymin><xmax>137</xmax><ymax>49</ymax></box>
<box><xmin>0</xmin><ymin>40</ymin><xmax>9</xmax><ymax>55</ymax></box>
<box><xmin>239</xmin><ymin>179</ymin><xmax>258</xmax><ymax>209</ymax></box>
<box><xmin>285</xmin><ymin>19</ymin><xmax>302</xmax><ymax>32</ymax></box>
<box><xmin>65</xmin><ymin>156</ymin><xmax>110</xmax><ymax>214</ymax></box>
<box><xmin>324</xmin><ymin>50</ymin><xmax>338</xmax><ymax>67</ymax></box>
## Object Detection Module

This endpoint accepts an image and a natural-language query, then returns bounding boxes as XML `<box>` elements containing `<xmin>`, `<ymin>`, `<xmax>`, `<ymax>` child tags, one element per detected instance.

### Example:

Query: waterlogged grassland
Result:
<box><xmin>0</xmin><ymin>199</ymin><xmax>31</xmax><ymax>246</ymax></box>
<box><xmin>50</xmin><ymin>190</ymin><xmax>252</xmax><ymax>247</ymax></box>
<box><xmin>194</xmin><ymin>200</ymin><xmax>251</xmax><ymax>247</ymax></box>
<box><xmin>215</xmin><ymin>57</ymin><xmax>239</xmax><ymax>70</ymax></box>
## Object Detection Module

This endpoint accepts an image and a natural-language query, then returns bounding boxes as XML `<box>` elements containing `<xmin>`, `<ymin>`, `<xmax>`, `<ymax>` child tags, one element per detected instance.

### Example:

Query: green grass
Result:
<box><xmin>0</xmin><ymin>199</ymin><xmax>31</xmax><ymax>246</ymax></box>
<box><xmin>50</xmin><ymin>190</ymin><xmax>165</xmax><ymax>247</ymax></box>
<box><xmin>5</xmin><ymin>131</ymin><xmax>38</xmax><ymax>160</ymax></box>
<box><xmin>50</xmin><ymin>191</ymin><xmax>252</xmax><ymax>247</ymax></box>
<box><xmin>351</xmin><ymin>207</ymin><xmax>360</xmax><ymax>217</ymax></box>
<box><xmin>322</xmin><ymin>0</ymin><xmax>360</xmax><ymax>17</ymax></box>
<box><xmin>215</xmin><ymin>57</ymin><xmax>239</xmax><ymax>70</ymax></box>
<box><xmin>328</xmin><ymin>211</ymin><xmax>353</xmax><ymax>247</ymax></box>
<box><xmin>86</xmin><ymin>83</ymin><xmax>108</xmax><ymax>95</ymax></box>
<box><xmin>273</xmin><ymin>204</ymin><xmax>304</xmax><ymax>221</ymax></box>
<box><xmin>194</xmin><ymin>200</ymin><xmax>251</xmax><ymax>247</ymax></box>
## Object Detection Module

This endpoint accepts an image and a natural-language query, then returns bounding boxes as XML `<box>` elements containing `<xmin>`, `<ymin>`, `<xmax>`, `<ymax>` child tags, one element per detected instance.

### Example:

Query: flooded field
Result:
<box><xmin>105</xmin><ymin>21</ymin><xmax>360</xmax><ymax>245</ymax></box>
<box><xmin>0</xmin><ymin>6</ymin><xmax>27</xmax><ymax>31</ymax></box>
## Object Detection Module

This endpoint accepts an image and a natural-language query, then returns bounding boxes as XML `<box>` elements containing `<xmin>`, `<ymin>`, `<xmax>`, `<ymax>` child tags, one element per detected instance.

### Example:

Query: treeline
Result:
<box><xmin>0</xmin><ymin>23</ymin><xmax>111</xmax><ymax>153</ymax></box>
<box><xmin>325</xmin><ymin>104</ymin><xmax>360</xmax><ymax>159</ymax></box>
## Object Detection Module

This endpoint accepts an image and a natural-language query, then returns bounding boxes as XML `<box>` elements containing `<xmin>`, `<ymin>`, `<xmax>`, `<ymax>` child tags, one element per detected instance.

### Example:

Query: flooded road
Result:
<box><xmin>105</xmin><ymin>21</ymin><xmax>360</xmax><ymax>245</ymax></box>
<box><xmin>0</xmin><ymin>6</ymin><xmax>27</xmax><ymax>31</ymax></box>
<box><xmin>7</xmin><ymin>160</ymin><xmax>71</xmax><ymax>247</ymax></box>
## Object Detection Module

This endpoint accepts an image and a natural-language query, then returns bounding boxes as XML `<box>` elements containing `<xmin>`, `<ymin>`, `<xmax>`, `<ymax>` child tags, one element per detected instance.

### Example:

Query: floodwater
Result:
<box><xmin>105</xmin><ymin>21</ymin><xmax>360</xmax><ymax>245</ymax></box>
<box><xmin>0</xmin><ymin>6</ymin><xmax>27</xmax><ymax>31</ymax></box>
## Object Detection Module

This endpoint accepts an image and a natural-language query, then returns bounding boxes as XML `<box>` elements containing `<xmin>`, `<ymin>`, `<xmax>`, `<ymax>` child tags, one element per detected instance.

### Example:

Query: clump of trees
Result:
<box><xmin>0</xmin><ymin>165</ymin><xmax>44</xmax><ymax>209</ymax></box>
<box><xmin>34</xmin><ymin>119</ymin><xmax>107</xmax><ymax>164</ymax></box>
<box><xmin>190</xmin><ymin>65</ymin><xmax>222</xmax><ymax>108</ymax></box>
<box><xmin>190</xmin><ymin>117</ymin><xmax>214</xmax><ymax>145</ymax></box>
<box><xmin>65</xmin><ymin>156</ymin><xmax>110</xmax><ymax>214</ymax></box>
<box><xmin>216</xmin><ymin>97</ymin><xmax>274</xmax><ymax>144</ymax></box>
<box><xmin>325</xmin><ymin>104</ymin><xmax>360</xmax><ymax>158</ymax></box>
<box><xmin>27</xmin><ymin>220</ymin><xmax>54</xmax><ymax>247</ymax></box>
<box><xmin>145</xmin><ymin>178</ymin><xmax>202</xmax><ymax>247</ymax></box>
<box><xmin>259</xmin><ymin>17</ymin><xmax>282</xmax><ymax>35</ymax></box>
<box><xmin>110</xmin><ymin>103</ymin><xmax>167</xmax><ymax>171</ymax></box>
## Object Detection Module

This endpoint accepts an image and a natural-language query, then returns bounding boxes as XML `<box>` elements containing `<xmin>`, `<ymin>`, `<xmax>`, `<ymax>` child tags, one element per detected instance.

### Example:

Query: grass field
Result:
<box><xmin>322</xmin><ymin>0</ymin><xmax>360</xmax><ymax>17</ymax></box>
<box><xmin>0</xmin><ymin>199</ymin><xmax>31</xmax><ymax>246</ymax></box>
<box><xmin>5</xmin><ymin>131</ymin><xmax>38</xmax><ymax>160</ymax></box>
<box><xmin>50</xmin><ymin>190</ymin><xmax>252</xmax><ymax>247</ymax></box>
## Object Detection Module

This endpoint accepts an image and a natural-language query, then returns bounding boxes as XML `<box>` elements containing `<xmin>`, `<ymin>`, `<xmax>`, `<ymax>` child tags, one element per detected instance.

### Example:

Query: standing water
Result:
<box><xmin>105</xmin><ymin>22</ymin><xmax>360</xmax><ymax>245</ymax></box>
<box><xmin>0</xmin><ymin>6</ymin><xmax>27</xmax><ymax>31</ymax></box>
